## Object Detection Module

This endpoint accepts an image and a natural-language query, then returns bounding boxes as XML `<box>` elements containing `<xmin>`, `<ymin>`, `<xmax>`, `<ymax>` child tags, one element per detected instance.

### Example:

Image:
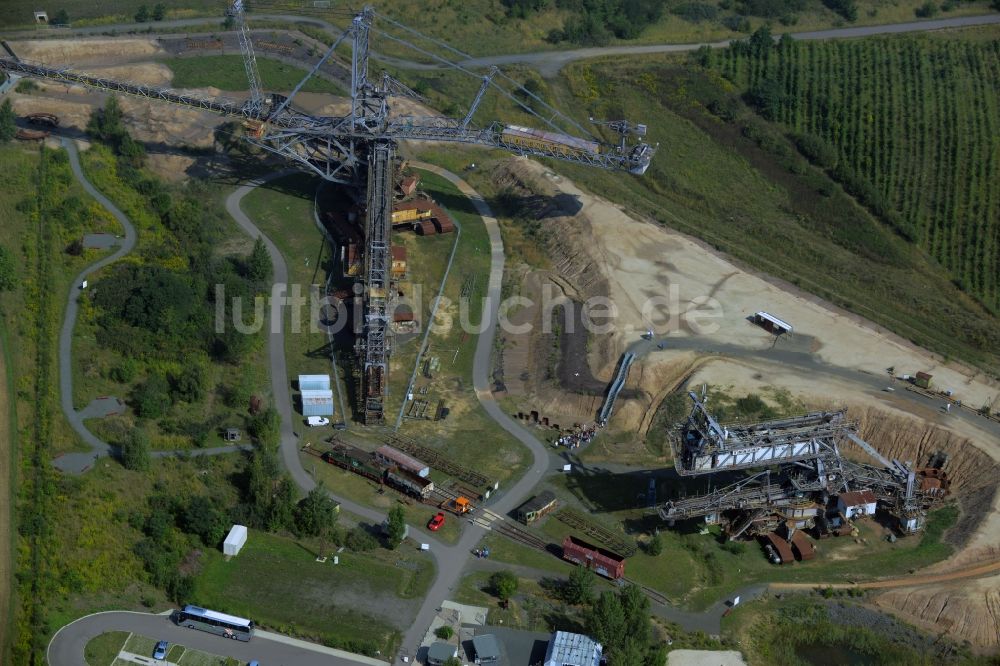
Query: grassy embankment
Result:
<box><xmin>2</xmin><ymin>144</ymin><xmax>128</xmax><ymax>662</ymax></box>
<box><xmin>163</xmin><ymin>55</ymin><xmax>344</xmax><ymax>95</ymax></box>
<box><xmin>193</xmin><ymin>528</ymin><xmax>429</xmax><ymax>656</ymax></box>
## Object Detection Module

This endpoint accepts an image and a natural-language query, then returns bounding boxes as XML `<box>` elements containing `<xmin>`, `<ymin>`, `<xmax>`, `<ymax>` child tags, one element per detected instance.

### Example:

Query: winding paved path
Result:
<box><xmin>56</xmin><ymin>138</ymin><xmax>249</xmax><ymax>474</ymax></box>
<box><xmin>2</xmin><ymin>12</ymin><xmax>998</xmax><ymax>78</ymax></box>
<box><xmin>225</xmin><ymin>164</ymin><xmax>560</xmax><ymax>660</ymax></box>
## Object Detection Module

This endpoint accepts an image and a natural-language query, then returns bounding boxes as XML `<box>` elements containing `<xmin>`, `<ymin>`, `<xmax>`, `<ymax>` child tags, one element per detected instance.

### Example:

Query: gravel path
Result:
<box><xmin>56</xmin><ymin>138</ymin><xmax>250</xmax><ymax>474</ymax></box>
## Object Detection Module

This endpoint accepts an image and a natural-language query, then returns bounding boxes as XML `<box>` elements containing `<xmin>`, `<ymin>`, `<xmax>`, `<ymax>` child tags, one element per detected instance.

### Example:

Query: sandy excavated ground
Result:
<box><xmin>513</xmin><ymin>159</ymin><xmax>1000</xmax><ymax>436</ymax></box>
<box><xmin>10</xmin><ymin>38</ymin><xmax>166</xmax><ymax>66</ymax></box>
<box><xmin>874</xmin><ymin>577</ymin><xmax>1000</xmax><ymax>650</ymax></box>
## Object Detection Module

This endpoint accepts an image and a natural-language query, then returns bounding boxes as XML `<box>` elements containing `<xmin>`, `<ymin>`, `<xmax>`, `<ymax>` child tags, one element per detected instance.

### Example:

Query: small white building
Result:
<box><xmin>837</xmin><ymin>490</ymin><xmax>878</xmax><ymax>519</ymax></box>
<box><xmin>223</xmin><ymin>524</ymin><xmax>248</xmax><ymax>557</ymax></box>
<box><xmin>298</xmin><ymin>374</ymin><xmax>331</xmax><ymax>391</ymax></box>
<box><xmin>302</xmin><ymin>389</ymin><xmax>335</xmax><ymax>417</ymax></box>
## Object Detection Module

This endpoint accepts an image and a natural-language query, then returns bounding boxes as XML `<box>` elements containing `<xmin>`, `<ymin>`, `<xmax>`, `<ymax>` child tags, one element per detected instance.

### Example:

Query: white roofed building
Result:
<box><xmin>544</xmin><ymin>631</ymin><xmax>602</xmax><ymax>666</ymax></box>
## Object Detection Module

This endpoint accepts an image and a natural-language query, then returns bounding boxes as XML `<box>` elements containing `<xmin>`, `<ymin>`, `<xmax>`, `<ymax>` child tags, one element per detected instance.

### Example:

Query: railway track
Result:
<box><xmin>555</xmin><ymin>507</ymin><xmax>637</xmax><ymax>557</ymax></box>
<box><xmin>625</xmin><ymin>579</ymin><xmax>670</xmax><ymax>605</ymax></box>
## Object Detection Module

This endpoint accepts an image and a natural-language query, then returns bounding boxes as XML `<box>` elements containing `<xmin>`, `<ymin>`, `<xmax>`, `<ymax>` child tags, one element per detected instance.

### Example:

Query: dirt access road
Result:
<box><xmin>771</xmin><ymin>558</ymin><xmax>1000</xmax><ymax>592</ymax></box>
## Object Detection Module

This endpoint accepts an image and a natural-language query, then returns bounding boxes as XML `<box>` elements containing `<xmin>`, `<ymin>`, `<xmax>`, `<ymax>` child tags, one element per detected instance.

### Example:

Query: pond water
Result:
<box><xmin>794</xmin><ymin>643</ymin><xmax>877</xmax><ymax>666</ymax></box>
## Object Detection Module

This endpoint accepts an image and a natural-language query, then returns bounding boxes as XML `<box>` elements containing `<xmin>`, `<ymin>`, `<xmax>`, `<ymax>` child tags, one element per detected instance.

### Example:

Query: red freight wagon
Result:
<box><xmin>561</xmin><ymin>535</ymin><xmax>626</xmax><ymax>580</ymax></box>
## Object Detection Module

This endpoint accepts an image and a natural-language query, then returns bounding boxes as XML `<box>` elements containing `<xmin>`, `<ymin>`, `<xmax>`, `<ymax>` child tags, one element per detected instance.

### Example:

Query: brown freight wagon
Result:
<box><xmin>561</xmin><ymin>535</ymin><xmax>626</xmax><ymax>580</ymax></box>
<box><xmin>415</xmin><ymin>220</ymin><xmax>436</xmax><ymax>236</ymax></box>
<box><xmin>433</xmin><ymin>218</ymin><xmax>455</xmax><ymax>234</ymax></box>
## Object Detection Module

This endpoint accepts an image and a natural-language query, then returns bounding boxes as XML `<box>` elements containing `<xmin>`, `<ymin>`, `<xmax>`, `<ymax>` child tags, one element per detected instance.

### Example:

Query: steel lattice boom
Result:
<box><xmin>0</xmin><ymin>2</ymin><xmax>656</xmax><ymax>424</ymax></box>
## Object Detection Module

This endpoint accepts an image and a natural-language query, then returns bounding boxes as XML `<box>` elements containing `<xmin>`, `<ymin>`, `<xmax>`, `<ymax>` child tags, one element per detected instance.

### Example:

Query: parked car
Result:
<box><xmin>153</xmin><ymin>641</ymin><xmax>168</xmax><ymax>660</ymax></box>
<box><xmin>427</xmin><ymin>512</ymin><xmax>445</xmax><ymax>531</ymax></box>
<box><xmin>306</xmin><ymin>416</ymin><xmax>330</xmax><ymax>427</ymax></box>
<box><xmin>249</xmin><ymin>662</ymin><xmax>260</xmax><ymax>666</ymax></box>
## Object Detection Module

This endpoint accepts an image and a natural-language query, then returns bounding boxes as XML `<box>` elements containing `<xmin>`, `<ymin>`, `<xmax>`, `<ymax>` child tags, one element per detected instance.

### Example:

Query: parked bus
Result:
<box><xmin>175</xmin><ymin>605</ymin><xmax>255</xmax><ymax>641</ymax></box>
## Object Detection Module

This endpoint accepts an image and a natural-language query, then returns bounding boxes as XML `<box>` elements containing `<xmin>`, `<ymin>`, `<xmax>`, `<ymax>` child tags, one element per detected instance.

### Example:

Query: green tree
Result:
<box><xmin>87</xmin><ymin>96</ymin><xmax>125</xmax><ymax>144</ymax></box>
<box><xmin>563</xmin><ymin>565</ymin><xmax>596</xmax><ymax>604</ymax></box>
<box><xmin>182</xmin><ymin>496</ymin><xmax>226</xmax><ymax>546</ymax></box>
<box><xmin>0</xmin><ymin>100</ymin><xmax>15</xmax><ymax>143</ymax></box>
<box><xmin>435</xmin><ymin>625</ymin><xmax>454</xmax><ymax>640</ymax></box>
<box><xmin>587</xmin><ymin>591</ymin><xmax>627</xmax><ymax>655</ymax></box>
<box><xmin>0</xmin><ymin>245</ymin><xmax>17</xmax><ymax>291</ymax></box>
<box><xmin>266</xmin><ymin>476</ymin><xmax>296</xmax><ymax>532</ymax></box>
<box><xmin>121</xmin><ymin>428</ymin><xmax>151</xmax><ymax>471</ymax></box>
<box><xmin>346</xmin><ymin>526</ymin><xmax>378</xmax><ymax>551</ymax></box>
<box><xmin>152</xmin><ymin>3</ymin><xmax>167</xmax><ymax>20</ymax></box>
<box><xmin>746</xmin><ymin>77</ymin><xmax>790</xmax><ymax>121</ymax></box>
<box><xmin>135</xmin><ymin>5</ymin><xmax>150</xmax><ymax>22</ymax></box>
<box><xmin>645</xmin><ymin>533</ymin><xmax>663</xmax><ymax>556</ymax></box>
<box><xmin>246</xmin><ymin>236</ymin><xmax>272</xmax><ymax>283</ymax></box>
<box><xmin>294</xmin><ymin>483</ymin><xmax>339</xmax><ymax>537</ymax></box>
<box><xmin>247</xmin><ymin>446</ymin><xmax>280</xmax><ymax>523</ymax></box>
<box><xmin>748</xmin><ymin>25</ymin><xmax>773</xmax><ymax>56</ymax></box>
<box><xmin>489</xmin><ymin>570</ymin><xmax>518</xmax><ymax>601</ymax></box>
<box><xmin>170</xmin><ymin>363</ymin><xmax>207</xmax><ymax>402</ymax></box>
<box><xmin>247</xmin><ymin>406</ymin><xmax>280</xmax><ymax>448</ymax></box>
<box><xmin>134</xmin><ymin>372</ymin><xmax>172</xmax><ymax>418</ymax></box>
<box><xmin>168</xmin><ymin>574</ymin><xmax>195</xmax><ymax>604</ymax></box>
<box><xmin>385</xmin><ymin>505</ymin><xmax>406</xmax><ymax>549</ymax></box>
<box><xmin>109</xmin><ymin>357</ymin><xmax>139</xmax><ymax>383</ymax></box>
<box><xmin>53</xmin><ymin>9</ymin><xmax>70</xmax><ymax>25</ymax></box>
<box><xmin>587</xmin><ymin>585</ymin><xmax>658</xmax><ymax>666</ymax></box>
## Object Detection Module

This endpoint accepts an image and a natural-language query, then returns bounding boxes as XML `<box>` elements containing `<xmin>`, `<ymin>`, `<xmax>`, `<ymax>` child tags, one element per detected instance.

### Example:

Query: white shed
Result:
<box><xmin>223</xmin><ymin>524</ymin><xmax>248</xmax><ymax>557</ymax></box>
<box><xmin>837</xmin><ymin>491</ymin><xmax>878</xmax><ymax>520</ymax></box>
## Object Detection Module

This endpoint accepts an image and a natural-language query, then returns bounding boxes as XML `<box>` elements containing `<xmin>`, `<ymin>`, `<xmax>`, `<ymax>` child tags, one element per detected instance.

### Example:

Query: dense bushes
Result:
<box><xmin>822</xmin><ymin>0</ymin><xmax>858</xmax><ymax>20</ymax></box>
<box><xmin>671</xmin><ymin>3</ymin><xmax>719</xmax><ymax>22</ymax></box>
<box><xmin>507</xmin><ymin>0</ymin><xmax>664</xmax><ymax>44</ymax></box>
<box><xmin>586</xmin><ymin>585</ymin><xmax>664</xmax><ymax>666</ymax></box>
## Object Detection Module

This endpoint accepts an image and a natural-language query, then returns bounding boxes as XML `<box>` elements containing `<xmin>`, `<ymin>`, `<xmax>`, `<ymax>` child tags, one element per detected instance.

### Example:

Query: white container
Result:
<box><xmin>223</xmin><ymin>524</ymin><xmax>248</xmax><ymax>556</ymax></box>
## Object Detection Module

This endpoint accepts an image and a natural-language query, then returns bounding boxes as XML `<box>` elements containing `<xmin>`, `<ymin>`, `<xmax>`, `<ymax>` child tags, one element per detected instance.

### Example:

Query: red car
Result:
<box><xmin>428</xmin><ymin>512</ymin><xmax>446</xmax><ymax>531</ymax></box>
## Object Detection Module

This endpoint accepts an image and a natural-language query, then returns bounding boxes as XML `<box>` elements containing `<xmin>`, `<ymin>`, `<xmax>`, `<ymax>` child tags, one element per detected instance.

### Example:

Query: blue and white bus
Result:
<box><xmin>176</xmin><ymin>605</ymin><xmax>255</xmax><ymax>641</ymax></box>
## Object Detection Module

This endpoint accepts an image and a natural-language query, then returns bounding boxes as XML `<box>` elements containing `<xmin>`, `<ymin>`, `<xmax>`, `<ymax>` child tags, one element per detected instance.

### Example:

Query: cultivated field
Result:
<box><xmin>717</xmin><ymin>34</ymin><xmax>1000</xmax><ymax>314</ymax></box>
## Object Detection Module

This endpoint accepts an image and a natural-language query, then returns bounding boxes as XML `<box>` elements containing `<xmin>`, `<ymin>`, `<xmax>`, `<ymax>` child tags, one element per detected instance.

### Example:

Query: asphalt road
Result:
<box><xmin>3</xmin><ymin>12</ymin><xmax>997</xmax><ymax>78</ymax></box>
<box><xmin>47</xmin><ymin>610</ymin><xmax>385</xmax><ymax>666</ymax></box>
<box><xmin>460</xmin><ymin>13</ymin><xmax>1000</xmax><ymax>76</ymax></box>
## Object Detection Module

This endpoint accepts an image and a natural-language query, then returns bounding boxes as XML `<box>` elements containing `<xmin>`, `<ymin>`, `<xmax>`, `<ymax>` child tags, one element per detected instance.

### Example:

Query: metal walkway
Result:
<box><xmin>597</xmin><ymin>351</ymin><xmax>635</xmax><ymax>425</ymax></box>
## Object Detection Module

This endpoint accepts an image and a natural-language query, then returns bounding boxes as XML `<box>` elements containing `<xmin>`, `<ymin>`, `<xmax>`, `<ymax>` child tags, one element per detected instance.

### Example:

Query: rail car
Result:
<box><xmin>385</xmin><ymin>466</ymin><xmax>434</xmax><ymax>499</ymax></box>
<box><xmin>500</xmin><ymin>125</ymin><xmax>600</xmax><ymax>158</ymax></box>
<box><xmin>321</xmin><ymin>443</ymin><xmax>434</xmax><ymax>499</ymax></box>
<box><xmin>561</xmin><ymin>535</ymin><xmax>626</xmax><ymax>580</ymax></box>
<box><xmin>322</xmin><ymin>443</ymin><xmax>383</xmax><ymax>481</ymax></box>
